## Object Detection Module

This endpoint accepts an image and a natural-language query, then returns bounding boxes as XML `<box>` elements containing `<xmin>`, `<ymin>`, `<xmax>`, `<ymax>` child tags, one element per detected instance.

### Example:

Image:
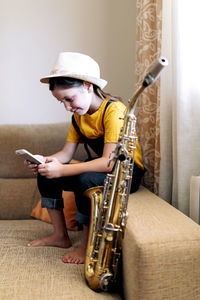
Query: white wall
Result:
<box><xmin>0</xmin><ymin>0</ymin><xmax>136</xmax><ymax>124</ymax></box>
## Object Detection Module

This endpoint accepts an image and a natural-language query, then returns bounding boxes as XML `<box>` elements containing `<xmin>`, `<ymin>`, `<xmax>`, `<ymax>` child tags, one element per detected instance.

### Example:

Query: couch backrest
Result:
<box><xmin>0</xmin><ymin>123</ymin><xmax>69</xmax><ymax>178</ymax></box>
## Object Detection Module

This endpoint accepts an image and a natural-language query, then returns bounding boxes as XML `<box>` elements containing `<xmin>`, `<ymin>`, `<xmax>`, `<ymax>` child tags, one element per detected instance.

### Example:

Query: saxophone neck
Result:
<box><xmin>126</xmin><ymin>57</ymin><xmax>168</xmax><ymax>114</ymax></box>
<box><xmin>127</xmin><ymin>85</ymin><xmax>146</xmax><ymax>114</ymax></box>
<box><xmin>121</xmin><ymin>85</ymin><xmax>145</xmax><ymax>131</ymax></box>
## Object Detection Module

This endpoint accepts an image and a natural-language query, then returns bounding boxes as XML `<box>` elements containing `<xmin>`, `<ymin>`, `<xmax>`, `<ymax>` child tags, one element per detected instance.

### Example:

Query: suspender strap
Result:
<box><xmin>72</xmin><ymin>115</ymin><xmax>93</xmax><ymax>160</ymax></box>
<box><xmin>71</xmin><ymin>100</ymin><xmax>114</xmax><ymax>159</ymax></box>
<box><xmin>72</xmin><ymin>115</ymin><xmax>87</xmax><ymax>143</ymax></box>
<box><xmin>102</xmin><ymin>100</ymin><xmax>115</xmax><ymax>121</ymax></box>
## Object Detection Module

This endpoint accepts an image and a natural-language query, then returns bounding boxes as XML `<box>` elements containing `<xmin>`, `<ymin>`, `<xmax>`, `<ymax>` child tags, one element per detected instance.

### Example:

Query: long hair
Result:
<box><xmin>49</xmin><ymin>77</ymin><xmax>122</xmax><ymax>102</ymax></box>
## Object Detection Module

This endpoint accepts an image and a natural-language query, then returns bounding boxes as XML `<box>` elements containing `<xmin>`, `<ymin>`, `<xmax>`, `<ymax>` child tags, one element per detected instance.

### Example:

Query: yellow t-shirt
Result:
<box><xmin>67</xmin><ymin>98</ymin><xmax>144</xmax><ymax>169</ymax></box>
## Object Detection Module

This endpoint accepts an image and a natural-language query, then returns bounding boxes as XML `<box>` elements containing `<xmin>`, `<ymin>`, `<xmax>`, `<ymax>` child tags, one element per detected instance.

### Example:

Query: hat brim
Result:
<box><xmin>40</xmin><ymin>73</ymin><xmax>107</xmax><ymax>90</ymax></box>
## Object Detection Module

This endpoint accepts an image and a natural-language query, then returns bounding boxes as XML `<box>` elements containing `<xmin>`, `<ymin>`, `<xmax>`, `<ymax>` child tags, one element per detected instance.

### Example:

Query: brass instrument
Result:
<box><xmin>84</xmin><ymin>58</ymin><xmax>168</xmax><ymax>291</ymax></box>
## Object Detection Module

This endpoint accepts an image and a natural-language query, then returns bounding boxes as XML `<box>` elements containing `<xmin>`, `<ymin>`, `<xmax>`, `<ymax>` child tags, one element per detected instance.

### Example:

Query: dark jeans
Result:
<box><xmin>37</xmin><ymin>164</ymin><xmax>144</xmax><ymax>226</ymax></box>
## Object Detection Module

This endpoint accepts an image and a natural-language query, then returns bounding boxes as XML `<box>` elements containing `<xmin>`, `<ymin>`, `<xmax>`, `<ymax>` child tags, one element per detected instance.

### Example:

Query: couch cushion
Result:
<box><xmin>0</xmin><ymin>219</ymin><xmax>122</xmax><ymax>300</ymax></box>
<box><xmin>0</xmin><ymin>178</ymin><xmax>40</xmax><ymax>219</ymax></box>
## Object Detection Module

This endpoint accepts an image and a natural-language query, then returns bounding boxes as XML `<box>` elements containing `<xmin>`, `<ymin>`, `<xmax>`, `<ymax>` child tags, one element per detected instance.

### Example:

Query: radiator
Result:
<box><xmin>190</xmin><ymin>176</ymin><xmax>200</xmax><ymax>224</ymax></box>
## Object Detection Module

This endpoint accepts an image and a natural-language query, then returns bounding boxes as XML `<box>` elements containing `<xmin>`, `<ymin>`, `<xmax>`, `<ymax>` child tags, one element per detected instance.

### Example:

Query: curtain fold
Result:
<box><xmin>159</xmin><ymin>0</ymin><xmax>200</xmax><ymax>216</ymax></box>
<box><xmin>135</xmin><ymin>0</ymin><xmax>162</xmax><ymax>194</ymax></box>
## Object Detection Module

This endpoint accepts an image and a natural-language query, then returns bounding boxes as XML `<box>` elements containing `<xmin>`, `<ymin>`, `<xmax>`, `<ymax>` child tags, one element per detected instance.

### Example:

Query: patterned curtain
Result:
<box><xmin>135</xmin><ymin>0</ymin><xmax>162</xmax><ymax>194</ymax></box>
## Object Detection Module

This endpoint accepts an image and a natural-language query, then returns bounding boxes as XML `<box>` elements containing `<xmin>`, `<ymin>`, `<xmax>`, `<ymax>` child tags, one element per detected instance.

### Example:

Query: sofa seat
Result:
<box><xmin>0</xmin><ymin>219</ymin><xmax>122</xmax><ymax>300</ymax></box>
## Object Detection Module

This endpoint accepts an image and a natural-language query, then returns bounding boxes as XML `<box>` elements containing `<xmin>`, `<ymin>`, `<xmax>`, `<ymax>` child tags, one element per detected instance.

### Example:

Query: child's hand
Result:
<box><xmin>38</xmin><ymin>157</ymin><xmax>63</xmax><ymax>179</ymax></box>
<box><xmin>24</xmin><ymin>155</ymin><xmax>46</xmax><ymax>175</ymax></box>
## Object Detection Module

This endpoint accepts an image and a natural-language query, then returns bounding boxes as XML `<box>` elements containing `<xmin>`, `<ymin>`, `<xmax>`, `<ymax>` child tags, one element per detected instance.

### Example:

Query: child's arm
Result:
<box><xmin>47</xmin><ymin>141</ymin><xmax>78</xmax><ymax>164</ymax></box>
<box><xmin>37</xmin><ymin>142</ymin><xmax>117</xmax><ymax>179</ymax></box>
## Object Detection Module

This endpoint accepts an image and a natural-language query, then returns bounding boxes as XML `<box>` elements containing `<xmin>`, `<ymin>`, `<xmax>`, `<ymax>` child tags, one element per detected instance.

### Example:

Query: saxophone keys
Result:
<box><xmin>103</xmin><ymin>206</ymin><xmax>109</xmax><ymax>210</ymax></box>
<box><xmin>99</xmin><ymin>272</ymin><xmax>113</xmax><ymax>291</ymax></box>
<box><xmin>111</xmin><ymin>251</ymin><xmax>121</xmax><ymax>258</ymax></box>
<box><xmin>107</xmin><ymin>174</ymin><xmax>115</xmax><ymax>178</ymax></box>
<box><xmin>115</xmin><ymin>224</ymin><xmax>121</xmax><ymax>229</ymax></box>
<box><xmin>104</xmin><ymin>223</ymin><xmax>121</xmax><ymax>232</ymax></box>
<box><xmin>104</xmin><ymin>223</ymin><xmax>122</xmax><ymax>243</ymax></box>
<box><xmin>106</xmin><ymin>234</ymin><xmax>113</xmax><ymax>242</ymax></box>
<box><xmin>86</xmin><ymin>263</ymin><xmax>95</xmax><ymax>276</ymax></box>
<box><xmin>104</xmin><ymin>223</ymin><xmax>114</xmax><ymax>242</ymax></box>
<box><xmin>121</xmin><ymin>211</ymin><xmax>129</xmax><ymax>227</ymax></box>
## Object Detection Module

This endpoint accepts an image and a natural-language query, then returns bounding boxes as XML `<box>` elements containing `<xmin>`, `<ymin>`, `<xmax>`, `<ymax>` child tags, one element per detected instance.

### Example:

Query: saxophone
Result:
<box><xmin>84</xmin><ymin>57</ymin><xmax>168</xmax><ymax>291</ymax></box>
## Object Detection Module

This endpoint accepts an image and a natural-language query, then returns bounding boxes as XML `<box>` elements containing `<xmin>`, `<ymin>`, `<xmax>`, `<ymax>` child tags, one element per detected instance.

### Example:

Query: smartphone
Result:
<box><xmin>15</xmin><ymin>149</ymin><xmax>43</xmax><ymax>165</ymax></box>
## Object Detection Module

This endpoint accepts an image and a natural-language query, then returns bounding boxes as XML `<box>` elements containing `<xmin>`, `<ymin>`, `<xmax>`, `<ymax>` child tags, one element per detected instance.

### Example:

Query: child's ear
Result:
<box><xmin>83</xmin><ymin>81</ymin><xmax>93</xmax><ymax>92</ymax></box>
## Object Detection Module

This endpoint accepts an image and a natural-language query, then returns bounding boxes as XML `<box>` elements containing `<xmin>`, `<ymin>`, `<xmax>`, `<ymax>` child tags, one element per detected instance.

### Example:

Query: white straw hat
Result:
<box><xmin>40</xmin><ymin>52</ymin><xmax>107</xmax><ymax>90</ymax></box>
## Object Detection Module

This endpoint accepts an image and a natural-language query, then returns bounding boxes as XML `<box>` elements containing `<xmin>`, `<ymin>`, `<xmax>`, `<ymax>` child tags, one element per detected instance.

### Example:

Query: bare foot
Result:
<box><xmin>62</xmin><ymin>225</ymin><xmax>89</xmax><ymax>264</ymax></box>
<box><xmin>27</xmin><ymin>233</ymin><xmax>72</xmax><ymax>248</ymax></box>
<box><xmin>62</xmin><ymin>245</ymin><xmax>86</xmax><ymax>264</ymax></box>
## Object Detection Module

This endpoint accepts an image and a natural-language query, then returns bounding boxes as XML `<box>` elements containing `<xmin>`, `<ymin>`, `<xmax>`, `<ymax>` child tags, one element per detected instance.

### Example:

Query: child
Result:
<box><xmin>25</xmin><ymin>52</ymin><xmax>144</xmax><ymax>264</ymax></box>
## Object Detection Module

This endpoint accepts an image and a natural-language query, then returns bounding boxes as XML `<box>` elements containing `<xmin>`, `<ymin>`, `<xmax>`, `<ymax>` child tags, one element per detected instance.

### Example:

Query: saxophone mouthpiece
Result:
<box><xmin>143</xmin><ymin>57</ymin><xmax>168</xmax><ymax>87</ymax></box>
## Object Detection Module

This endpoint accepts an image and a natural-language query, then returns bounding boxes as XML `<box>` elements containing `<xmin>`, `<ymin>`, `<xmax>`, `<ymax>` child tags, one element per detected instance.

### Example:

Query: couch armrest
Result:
<box><xmin>123</xmin><ymin>186</ymin><xmax>200</xmax><ymax>300</ymax></box>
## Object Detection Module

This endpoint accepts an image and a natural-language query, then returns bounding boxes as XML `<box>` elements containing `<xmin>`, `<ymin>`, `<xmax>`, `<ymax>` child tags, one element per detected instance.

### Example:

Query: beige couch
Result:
<box><xmin>0</xmin><ymin>123</ymin><xmax>200</xmax><ymax>300</ymax></box>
